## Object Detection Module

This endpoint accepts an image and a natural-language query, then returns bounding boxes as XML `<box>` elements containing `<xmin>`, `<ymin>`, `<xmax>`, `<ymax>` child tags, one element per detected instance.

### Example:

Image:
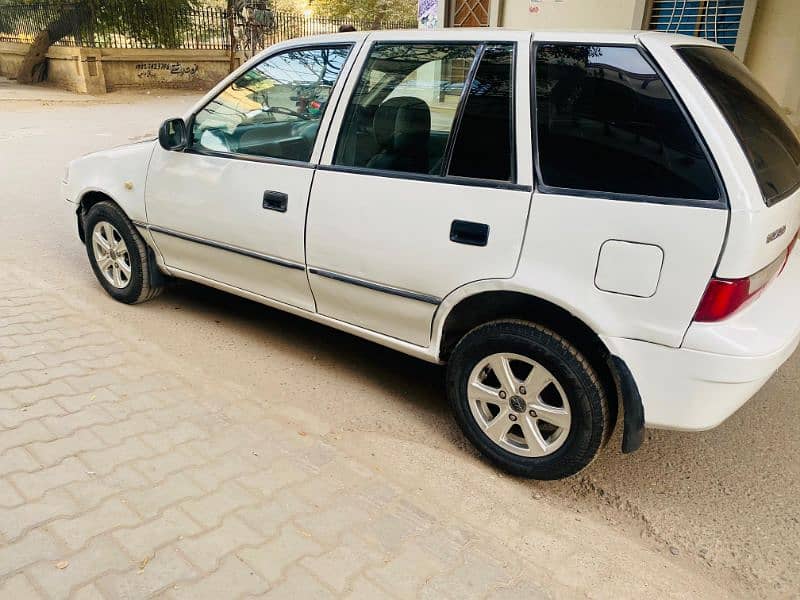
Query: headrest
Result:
<box><xmin>373</xmin><ymin>96</ymin><xmax>431</xmax><ymax>151</ymax></box>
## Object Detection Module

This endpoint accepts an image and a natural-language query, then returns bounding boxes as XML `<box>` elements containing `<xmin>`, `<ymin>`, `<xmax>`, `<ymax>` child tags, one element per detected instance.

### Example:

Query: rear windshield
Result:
<box><xmin>678</xmin><ymin>46</ymin><xmax>800</xmax><ymax>205</ymax></box>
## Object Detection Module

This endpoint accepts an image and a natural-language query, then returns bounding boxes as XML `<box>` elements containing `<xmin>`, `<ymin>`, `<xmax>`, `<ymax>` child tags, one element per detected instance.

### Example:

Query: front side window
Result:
<box><xmin>678</xmin><ymin>46</ymin><xmax>800</xmax><ymax>205</ymax></box>
<box><xmin>192</xmin><ymin>45</ymin><xmax>351</xmax><ymax>162</ymax></box>
<box><xmin>334</xmin><ymin>43</ymin><xmax>479</xmax><ymax>176</ymax></box>
<box><xmin>535</xmin><ymin>44</ymin><xmax>719</xmax><ymax>201</ymax></box>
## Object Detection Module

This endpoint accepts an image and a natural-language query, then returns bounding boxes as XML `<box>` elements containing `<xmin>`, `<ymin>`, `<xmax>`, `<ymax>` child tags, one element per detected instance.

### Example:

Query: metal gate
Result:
<box><xmin>647</xmin><ymin>0</ymin><xmax>746</xmax><ymax>50</ymax></box>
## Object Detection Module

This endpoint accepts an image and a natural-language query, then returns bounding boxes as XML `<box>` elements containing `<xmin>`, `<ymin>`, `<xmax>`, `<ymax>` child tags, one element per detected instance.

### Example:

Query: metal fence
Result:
<box><xmin>0</xmin><ymin>2</ymin><xmax>415</xmax><ymax>50</ymax></box>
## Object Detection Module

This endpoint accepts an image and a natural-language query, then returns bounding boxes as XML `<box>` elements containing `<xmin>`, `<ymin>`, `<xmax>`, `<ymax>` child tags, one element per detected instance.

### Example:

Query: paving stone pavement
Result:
<box><xmin>0</xmin><ymin>264</ymin><xmax>569</xmax><ymax>599</ymax></box>
<box><xmin>1</xmin><ymin>261</ymin><xmax>737</xmax><ymax>600</ymax></box>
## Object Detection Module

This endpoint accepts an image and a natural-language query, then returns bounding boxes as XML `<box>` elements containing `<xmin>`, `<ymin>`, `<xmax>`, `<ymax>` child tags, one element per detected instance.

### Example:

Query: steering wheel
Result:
<box><xmin>263</xmin><ymin>106</ymin><xmax>309</xmax><ymax>120</ymax></box>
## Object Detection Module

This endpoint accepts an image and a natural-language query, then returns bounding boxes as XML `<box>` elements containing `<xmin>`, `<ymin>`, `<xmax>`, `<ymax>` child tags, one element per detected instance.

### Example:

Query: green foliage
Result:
<box><xmin>91</xmin><ymin>0</ymin><xmax>201</xmax><ymax>47</ymax></box>
<box><xmin>0</xmin><ymin>0</ymin><xmax>203</xmax><ymax>47</ymax></box>
<box><xmin>308</xmin><ymin>0</ymin><xmax>417</xmax><ymax>23</ymax></box>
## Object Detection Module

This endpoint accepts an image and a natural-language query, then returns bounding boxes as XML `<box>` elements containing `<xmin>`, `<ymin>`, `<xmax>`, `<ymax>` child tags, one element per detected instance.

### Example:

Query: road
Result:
<box><xmin>0</xmin><ymin>78</ymin><xmax>797</xmax><ymax>597</ymax></box>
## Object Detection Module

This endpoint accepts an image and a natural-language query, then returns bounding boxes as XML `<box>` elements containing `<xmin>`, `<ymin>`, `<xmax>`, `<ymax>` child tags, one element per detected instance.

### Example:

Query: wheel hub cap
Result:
<box><xmin>509</xmin><ymin>395</ymin><xmax>526</xmax><ymax>413</ymax></box>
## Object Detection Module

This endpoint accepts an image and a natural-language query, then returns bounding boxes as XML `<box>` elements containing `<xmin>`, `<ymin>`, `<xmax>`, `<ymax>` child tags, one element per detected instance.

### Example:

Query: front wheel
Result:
<box><xmin>446</xmin><ymin>320</ymin><xmax>609</xmax><ymax>480</ymax></box>
<box><xmin>84</xmin><ymin>201</ymin><xmax>163</xmax><ymax>304</ymax></box>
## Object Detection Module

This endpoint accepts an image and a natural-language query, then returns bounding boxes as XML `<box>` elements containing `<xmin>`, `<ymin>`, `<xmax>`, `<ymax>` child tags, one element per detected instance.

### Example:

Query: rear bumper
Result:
<box><xmin>605</xmin><ymin>242</ymin><xmax>800</xmax><ymax>431</ymax></box>
<box><xmin>606</xmin><ymin>333</ymin><xmax>799</xmax><ymax>430</ymax></box>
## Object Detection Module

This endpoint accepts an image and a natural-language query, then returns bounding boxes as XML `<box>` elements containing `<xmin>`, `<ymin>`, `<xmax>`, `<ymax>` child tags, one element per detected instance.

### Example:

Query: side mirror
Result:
<box><xmin>158</xmin><ymin>118</ymin><xmax>188</xmax><ymax>151</ymax></box>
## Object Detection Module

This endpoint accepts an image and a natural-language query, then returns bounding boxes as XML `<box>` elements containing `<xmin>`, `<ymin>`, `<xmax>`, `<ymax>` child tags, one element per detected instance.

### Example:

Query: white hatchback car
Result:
<box><xmin>63</xmin><ymin>29</ymin><xmax>800</xmax><ymax>479</ymax></box>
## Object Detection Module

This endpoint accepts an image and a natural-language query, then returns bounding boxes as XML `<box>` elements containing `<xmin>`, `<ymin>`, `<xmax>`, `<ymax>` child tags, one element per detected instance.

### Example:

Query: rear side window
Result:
<box><xmin>678</xmin><ymin>46</ymin><xmax>800</xmax><ymax>205</ymax></box>
<box><xmin>333</xmin><ymin>42</ymin><xmax>515</xmax><ymax>183</ymax></box>
<box><xmin>535</xmin><ymin>44</ymin><xmax>719</xmax><ymax>202</ymax></box>
<box><xmin>448</xmin><ymin>43</ymin><xmax>515</xmax><ymax>182</ymax></box>
<box><xmin>334</xmin><ymin>43</ymin><xmax>480</xmax><ymax>176</ymax></box>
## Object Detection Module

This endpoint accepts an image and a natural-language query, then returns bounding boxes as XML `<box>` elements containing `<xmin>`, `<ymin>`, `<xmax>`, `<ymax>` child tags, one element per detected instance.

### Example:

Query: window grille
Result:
<box><xmin>647</xmin><ymin>0</ymin><xmax>745</xmax><ymax>50</ymax></box>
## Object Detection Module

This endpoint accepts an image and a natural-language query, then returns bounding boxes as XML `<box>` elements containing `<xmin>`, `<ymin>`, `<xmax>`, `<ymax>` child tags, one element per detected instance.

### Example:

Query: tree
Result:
<box><xmin>308</xmin><ymin>0</ymin><xmax>416</xmax><ymax>23</ymax></box>
<box><xmin>2</xmin><ymin>0</ymin><xmax>200</xmax><ymax>83</ymax></box>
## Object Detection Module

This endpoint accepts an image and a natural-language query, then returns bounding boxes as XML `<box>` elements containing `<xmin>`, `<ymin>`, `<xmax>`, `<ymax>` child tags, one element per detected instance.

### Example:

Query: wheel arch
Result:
<box><xmin>433</xmin><ymin>286</ymin><xmax>644</xmax><ymax>453</ymax></box>
<box><xmin>76</xmin><ymin>189</ymin><xmax>119</xmax><ymax>243</ymax></box>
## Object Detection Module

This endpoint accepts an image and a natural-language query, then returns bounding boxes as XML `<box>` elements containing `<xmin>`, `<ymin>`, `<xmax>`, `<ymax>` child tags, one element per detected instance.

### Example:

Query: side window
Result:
<box><xmin>535</xmin><ymin>44</ymin><xmax>719</xmax><ymax>201</ymax></box>
<box><xmin>334</xmin><ymin>43</ymin><xmax>479</xmax><ymax>175</ymax></box>
<box><xmin>448</xmin><ymin>43</ymin><xmax>515</xmax><ymax>182</ymax></box>
<box><xmin>192</xmin><ymin>45</ymin><xmax>351</xmax><ymax>162</ymax></box>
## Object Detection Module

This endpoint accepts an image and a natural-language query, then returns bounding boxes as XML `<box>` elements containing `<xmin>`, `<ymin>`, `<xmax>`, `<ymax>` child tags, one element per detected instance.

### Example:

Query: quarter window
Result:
<box><xmin>192</xmin><ymin>45</ymin><xmax>351</xmax><ymax>162</ymax></box>
<box><xmin>535</xmin><ymin>44</ymin><xmax>719</xmax><ymax>201</ymax></box>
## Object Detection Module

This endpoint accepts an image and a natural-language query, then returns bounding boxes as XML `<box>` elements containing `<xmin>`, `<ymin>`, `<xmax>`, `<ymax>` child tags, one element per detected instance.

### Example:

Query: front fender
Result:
<box><xmin>65</xmin><ymin>140</ymin><xmax>157</xmax><ymax>223</ymax></box>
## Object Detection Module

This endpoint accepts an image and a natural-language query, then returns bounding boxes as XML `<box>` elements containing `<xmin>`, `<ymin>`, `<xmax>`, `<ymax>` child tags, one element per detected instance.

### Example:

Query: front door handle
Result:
<box><xmin>450</xmin><ymin>220</ymin><xmax>489</xmax><ymax>247</ymax></box>
<box><xmin>263</xmin><ymin>190</ymin><xmax>288</xmax><ymax>212</ymax></box>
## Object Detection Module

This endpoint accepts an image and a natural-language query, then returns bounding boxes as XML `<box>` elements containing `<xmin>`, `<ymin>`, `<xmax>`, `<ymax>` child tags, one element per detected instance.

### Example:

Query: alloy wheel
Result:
<box><xmin>91</xmin><ymin>221</ymin><xmax>132</xmax><ymax>289</ymax></box>
<box><xmin>467</xmin><ymin>352</ymin><xmax>571</xmax><ymax>457</ymax></box>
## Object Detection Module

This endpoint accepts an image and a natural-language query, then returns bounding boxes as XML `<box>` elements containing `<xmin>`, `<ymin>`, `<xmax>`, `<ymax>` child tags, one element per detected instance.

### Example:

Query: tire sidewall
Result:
<box><xmin>447</xmin><ymin>321</ymin><xmax>606</xmax><ymax>479</ymax></box>
<box><xmin>84</xmin><ymin>203</ymin><xmax>145</xmax><ymax>304</ymax></box>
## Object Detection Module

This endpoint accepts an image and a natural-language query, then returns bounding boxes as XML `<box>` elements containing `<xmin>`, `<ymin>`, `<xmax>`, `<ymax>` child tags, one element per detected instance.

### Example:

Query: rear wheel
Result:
<box><xmin>84</xmin><ymin>201</ymin><xmax>163</xmax><ymax>304</ymax></box>
<box><xmin>446</xmin><ymin>320</ymin><xmax>608</xmax><ymax>479</ymax></box>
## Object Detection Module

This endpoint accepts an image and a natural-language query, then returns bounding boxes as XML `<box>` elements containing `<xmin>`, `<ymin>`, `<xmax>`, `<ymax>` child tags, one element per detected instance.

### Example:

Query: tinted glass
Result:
<box><xmin>448</xmin><ymin>43</ymin><xmax>515</xmax><ymax>182</ymax></box>
<box><xmin>535</xmin><ymin>44</ymin><xmax>719</xmax><ymax>200</ymax></box>
<box><xmin>192</xmin><ymin>46</ymin><xmax>350</xmax><ymax>162</ymax></box>
<box><xmin>678</xmin><ymin>46</ymin><xmax>800</xmax><ymax>205</ymax></box>
<box><xmin>334</xmin><ymin>43</ymin><xmax>479</xmax><ymax>175</ymax></box>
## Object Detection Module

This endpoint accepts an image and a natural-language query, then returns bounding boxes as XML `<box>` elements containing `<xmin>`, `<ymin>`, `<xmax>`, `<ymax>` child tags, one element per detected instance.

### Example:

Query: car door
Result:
<box><xmin>306</xmin><ymin>32</ymin><xmax>534</xmax><ymax>346</ymax></box>
<box><xmin>145</xmin><ymin>42</ymin><xmax>357</xmax><ymax>311</ymax></box>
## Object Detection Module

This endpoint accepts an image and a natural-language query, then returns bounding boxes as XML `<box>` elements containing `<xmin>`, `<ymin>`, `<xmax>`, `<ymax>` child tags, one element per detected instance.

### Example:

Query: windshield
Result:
<box><xmin>677</xmin><ymin>46</ymin><xmax>800</xmax><ymax>206</ymax></box>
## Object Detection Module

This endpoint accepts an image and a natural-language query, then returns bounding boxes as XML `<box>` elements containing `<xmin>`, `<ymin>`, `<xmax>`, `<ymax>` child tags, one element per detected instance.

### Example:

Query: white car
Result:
<box><xmin>63</xmin><ymin>29</ymin><xmax>800</xmax><ymax>480</ymax></box>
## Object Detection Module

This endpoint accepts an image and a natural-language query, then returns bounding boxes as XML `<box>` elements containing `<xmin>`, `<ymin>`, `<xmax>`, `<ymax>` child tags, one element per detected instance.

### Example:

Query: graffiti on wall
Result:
<box><xmin>135</xmin><ymin>62</ymin><xmax>199</xmax><ymax>80</ymax></box>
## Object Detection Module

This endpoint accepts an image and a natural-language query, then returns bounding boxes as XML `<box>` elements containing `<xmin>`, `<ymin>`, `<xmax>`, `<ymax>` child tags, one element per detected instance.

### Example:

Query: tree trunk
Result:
<box><xmin>227</xmin><ymin>0</ymin><xmax>237</xmax><ymax>73</ymax></box>
<box><xmin>16</xmin><ymin>30</ymin><xmax>52</xmax><ymax>84</ymax></box>
<box><xmin>16</xmin><ymin>4</ymin><xmax>90</xmax><ymax>85</ymax></box>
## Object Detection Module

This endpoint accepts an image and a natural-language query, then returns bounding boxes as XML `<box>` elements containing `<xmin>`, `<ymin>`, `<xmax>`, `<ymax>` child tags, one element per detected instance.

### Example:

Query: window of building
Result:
<box><xmin>534</xmin><ymin>44</ymin><xmax>719</xmax><ymax>201</ymax></box>
<box><xmin>451</xmin><ymin>0</ymin><xmax>491</xmax><ymax>27</ymax></box>
<box><xmin>192</xmin><ymin>45</ymin><xmax>351</xmax><ymax>162</ymax></box>
<box><xmin>678</xmin><ymin>46</ymin><xmax>800</xmax><ymax>205</ymax></box>
<box><xmin>647</xmin><ymin>0</ymin><xmax>748</xmax><ymax>53</ymax></box>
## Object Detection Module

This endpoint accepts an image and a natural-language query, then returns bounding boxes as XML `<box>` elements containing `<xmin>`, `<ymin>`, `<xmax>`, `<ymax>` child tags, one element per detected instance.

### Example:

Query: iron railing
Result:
<box><xmin>0</xmin><ymin>2</ymin><xmax>415</xmax><ymax>50</ymax></box>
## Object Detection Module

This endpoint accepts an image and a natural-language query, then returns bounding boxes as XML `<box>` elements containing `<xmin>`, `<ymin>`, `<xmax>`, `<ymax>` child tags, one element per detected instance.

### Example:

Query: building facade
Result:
<box><xmin>428</xmin><ymin>0</ymin><xmax>800</xmax><ymax>126</ymax></box>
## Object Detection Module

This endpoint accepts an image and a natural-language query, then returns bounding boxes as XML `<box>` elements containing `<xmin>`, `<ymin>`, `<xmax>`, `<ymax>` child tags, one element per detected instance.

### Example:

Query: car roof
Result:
<box><xmin>266</xmin><ymin>28</ymin><xmax>720</xmax><ymax>48</ymax></box>
<box><xmin>253</xmin><ymin>29</ymin><xmax>724</xmax><ymax>68</ymax></box>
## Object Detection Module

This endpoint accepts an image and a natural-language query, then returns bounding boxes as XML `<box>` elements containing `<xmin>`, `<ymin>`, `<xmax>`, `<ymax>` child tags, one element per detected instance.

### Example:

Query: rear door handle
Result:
<box><xmin>450</xmin><ymin>220</ymin><xmax>489</xmax><ymax>246</ymax></box>
<box><xmin>263</xmin><ymin>190</ymin><xmax>288</xmax><ymax>212</ymax></box>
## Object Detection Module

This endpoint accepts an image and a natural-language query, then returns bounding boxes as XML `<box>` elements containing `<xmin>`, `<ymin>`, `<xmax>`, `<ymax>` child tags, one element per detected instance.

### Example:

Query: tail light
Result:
<box><xmin>694</xmin><ymin>232</ymin><xmax>797</xmax><ymax>323</ymax></box>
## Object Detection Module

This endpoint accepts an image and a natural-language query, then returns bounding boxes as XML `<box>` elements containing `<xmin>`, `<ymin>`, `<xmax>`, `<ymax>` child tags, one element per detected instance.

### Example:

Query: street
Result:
<box><xmin>0</xmin><ymin>77</ymin><xmax>798</xmax><ymax>598</ymax></box>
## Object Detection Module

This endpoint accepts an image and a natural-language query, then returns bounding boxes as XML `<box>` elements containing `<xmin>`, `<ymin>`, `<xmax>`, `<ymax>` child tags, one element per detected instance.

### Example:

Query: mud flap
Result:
<box><xmin>147</xmin><ymin>246</ymin><xmax>168</xmax><ymax>288</ymax></box>
<box><xmin>610</xmin><ymin>356</ymin><xmax>645</xmax><ymax>454</ymax></box>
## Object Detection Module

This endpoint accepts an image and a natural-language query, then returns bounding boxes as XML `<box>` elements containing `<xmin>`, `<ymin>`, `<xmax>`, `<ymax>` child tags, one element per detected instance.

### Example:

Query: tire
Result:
<box><xmin>446</xmin><ymin>320</ymin><xmax>609</xmax><ymax>480</ymax></box>
<box><xmin>84</xmin><ymin>201</ymin><xmax>163</xmax><ymax>304</ymax></box>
